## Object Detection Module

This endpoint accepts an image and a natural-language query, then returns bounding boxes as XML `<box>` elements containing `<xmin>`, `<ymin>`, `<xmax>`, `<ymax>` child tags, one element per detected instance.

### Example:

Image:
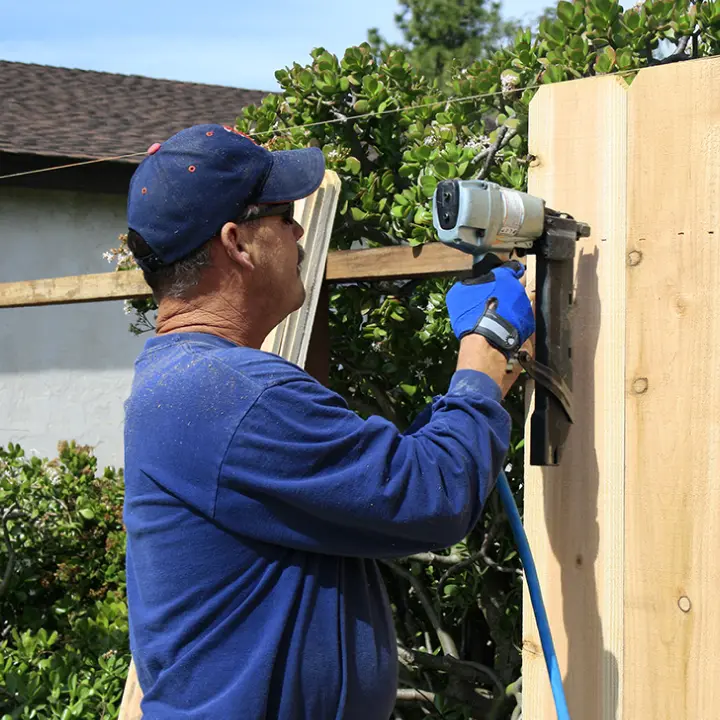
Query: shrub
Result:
<box><xmin>0</xmin><ymin>443</ymin><xmax>129</xmax><ymax>719</ymax></box>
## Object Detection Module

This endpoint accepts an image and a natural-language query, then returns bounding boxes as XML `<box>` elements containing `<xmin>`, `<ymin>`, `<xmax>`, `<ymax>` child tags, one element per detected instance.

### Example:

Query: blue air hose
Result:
<box><xmin>495</xmin><ymin>470</ymin><xmax>571</xmax><ymax>720</ymax></box>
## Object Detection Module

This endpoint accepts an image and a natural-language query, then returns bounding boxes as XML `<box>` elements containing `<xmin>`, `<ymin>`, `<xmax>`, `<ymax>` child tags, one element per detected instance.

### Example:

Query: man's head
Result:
<box><xmin>126</xmin><ymin>124</ymin><xmax>326</xmax><ymax>335</ymax></box>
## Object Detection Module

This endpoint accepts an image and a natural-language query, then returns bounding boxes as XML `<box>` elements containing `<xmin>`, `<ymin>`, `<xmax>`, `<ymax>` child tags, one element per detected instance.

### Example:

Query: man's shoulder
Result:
<box><xmin>124</xmin><ymin>334</ymin><xmax>315</xmax><ymax>464</ymax></box>
<box><xmin>133</xmin><ymin>332</ymin><xmax>310</xmax><ymax>396</ymax></box>
<box><xmin>210</xmin><ymin>346</ymin><xmax>311</xmax><ymax>390</ymax></box>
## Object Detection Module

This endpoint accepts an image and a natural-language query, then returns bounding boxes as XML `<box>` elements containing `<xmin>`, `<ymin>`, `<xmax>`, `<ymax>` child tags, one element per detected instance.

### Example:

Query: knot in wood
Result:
<box><xmin>632</xmin><ymin>377</ymin><xmax>649</xmax><ymax>395</ymax></box>
<box><xmin>627</xmin><ymin>250</ymin><xmax>643</xmax><ymax>267</ymax></box>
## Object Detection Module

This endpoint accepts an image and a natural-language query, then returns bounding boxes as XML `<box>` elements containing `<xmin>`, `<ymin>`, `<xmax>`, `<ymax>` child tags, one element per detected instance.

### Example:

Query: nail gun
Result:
<box><xmin>432</xmin><ymin>179</ymin><xmax>590</xmax><ymax>466</ymax></box>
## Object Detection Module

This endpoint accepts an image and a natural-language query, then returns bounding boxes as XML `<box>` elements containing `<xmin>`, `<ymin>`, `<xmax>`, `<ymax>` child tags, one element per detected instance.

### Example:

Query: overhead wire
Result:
<box><xmin>0</xmin><ymin>63</ymin><xmax>655</xmax><ymax>182</ymax></box>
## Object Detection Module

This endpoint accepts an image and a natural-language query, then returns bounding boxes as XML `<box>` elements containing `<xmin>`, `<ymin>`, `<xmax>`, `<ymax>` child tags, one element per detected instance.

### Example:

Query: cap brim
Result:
<box><xmin>256</xmin><ymin>146</ymin><xmax>326</xmax><ymax>204</ymax></box>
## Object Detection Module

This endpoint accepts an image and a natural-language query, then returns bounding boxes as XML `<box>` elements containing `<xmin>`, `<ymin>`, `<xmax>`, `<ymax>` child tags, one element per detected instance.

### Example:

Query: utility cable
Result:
<box><xmin>0</xmin><ymin>62</ymin><xmax>665</xmax><ymax>182</ymax></box>
<box><xmin>5</xmin><ymin>53</ymin><xmax>718</xmax><ymax>183</ymax></box>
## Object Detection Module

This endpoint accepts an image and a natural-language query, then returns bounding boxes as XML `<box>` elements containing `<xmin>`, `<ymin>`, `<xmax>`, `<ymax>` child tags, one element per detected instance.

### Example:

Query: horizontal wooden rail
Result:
<box><xmin>0</xmin><ymin>243</ymin><xmax>473</xmax><ymax>309</ymax></box>
<box><xmin>325</xmin><ymin>242</ymin><xmax>472</xmax><ymax>282</ymax></box>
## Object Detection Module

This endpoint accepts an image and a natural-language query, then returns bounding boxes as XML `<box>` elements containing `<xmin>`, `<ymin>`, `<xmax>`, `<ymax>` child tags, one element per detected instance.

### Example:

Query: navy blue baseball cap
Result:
<box><xmin>127</xmin><ymin>123</ymin><xmax>325</xmax><ymax>271</ymax></box>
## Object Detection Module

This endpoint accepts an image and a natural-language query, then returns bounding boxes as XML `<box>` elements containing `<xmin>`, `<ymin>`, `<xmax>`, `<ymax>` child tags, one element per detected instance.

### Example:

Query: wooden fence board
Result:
<box><xmin>0</xmin><ymin>269</ymin><xmax>150</xmax><ymax>308</ymax></box>
<box><xmin>522</xmin><ymin>74</ymin><xmax>628</xmax><ymax>720</ymax></box>
<box><xmin>324</xmin><ymin>240</ymin><xmax>473</xmax><ymax>281</ymax></box>
<box><xmin>261</xmin><ymin>171</ymin><xmax>340</xmax><ymax>365</ymax></box>
<box><xmin>624</xmin><ymin>58</ymin><xmax>720</xmax><ymax>720</ymax></box>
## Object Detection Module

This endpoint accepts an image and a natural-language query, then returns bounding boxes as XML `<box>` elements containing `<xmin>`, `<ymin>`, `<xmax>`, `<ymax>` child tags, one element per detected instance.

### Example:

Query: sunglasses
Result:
<box><xmin>239</xmin><ymin>202</ymin><xmax>296</xmax><ymax>225</ymax></box>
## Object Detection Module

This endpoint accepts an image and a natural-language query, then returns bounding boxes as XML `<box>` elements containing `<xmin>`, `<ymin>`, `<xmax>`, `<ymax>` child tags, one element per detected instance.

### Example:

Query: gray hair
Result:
<box><xmin>134</xmin><ymin>207</ymin><xmax>261</xmax><ymax>301</ymax></box>
<box><xmin>137</xmin><ymin>240</ymin><xmax>213</xmax><ymax>301</ymax></box>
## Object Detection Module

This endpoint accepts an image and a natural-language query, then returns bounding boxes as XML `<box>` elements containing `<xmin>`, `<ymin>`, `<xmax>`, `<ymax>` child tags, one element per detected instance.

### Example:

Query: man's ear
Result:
<box><xmin>219</xmin><ymin>221</ymin><xmax>255</xmax><ymax>271</ymax></box>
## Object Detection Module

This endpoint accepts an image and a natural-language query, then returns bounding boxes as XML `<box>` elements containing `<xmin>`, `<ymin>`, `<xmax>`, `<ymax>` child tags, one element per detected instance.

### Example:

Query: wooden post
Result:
<box><xmin>522</xmin><ymin>55</ymin><xmax>720</xmax><ymax>720</ymax></box>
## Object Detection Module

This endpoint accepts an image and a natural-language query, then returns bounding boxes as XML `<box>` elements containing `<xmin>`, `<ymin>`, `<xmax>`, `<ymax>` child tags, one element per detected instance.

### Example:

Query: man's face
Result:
<box><xmin>244</xmin><ymin>204</ymin><xmax>307</xmax><ymax>321</ymax></box>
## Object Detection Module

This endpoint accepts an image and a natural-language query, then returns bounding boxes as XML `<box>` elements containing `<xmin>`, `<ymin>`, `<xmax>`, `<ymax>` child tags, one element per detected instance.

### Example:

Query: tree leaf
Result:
<box><xmin>344</xmin><ymin>157</ymin><xmax>361</xmax><ymax>175</ymax></box>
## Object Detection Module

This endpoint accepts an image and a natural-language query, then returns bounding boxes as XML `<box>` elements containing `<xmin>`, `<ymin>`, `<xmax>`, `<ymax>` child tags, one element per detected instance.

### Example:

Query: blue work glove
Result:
<box><xmin>446</xmin><ymin>260</ymin><xmax>535</xmax><ymax>358</ymax></box>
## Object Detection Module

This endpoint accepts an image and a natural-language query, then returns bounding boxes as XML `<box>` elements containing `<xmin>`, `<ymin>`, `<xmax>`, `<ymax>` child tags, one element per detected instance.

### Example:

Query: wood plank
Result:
<box><xmin>0</xmin><ymin>242</ymin><xmax>472</xmax><ymax>309</ymax></box>
<box><xmin>0</xmin><ymin>269</ymin><xmax>150</xmax><ymax>308</ymax></box>
<box><xmin>624</xmin><ymin>57</ymin><xmax>720</xmax><ymax>720</ymax></box>
<box><xmin>324</xmin><ymin>241</ymin><xmax>473</xmax><ymax>282</ymax></box>
<box><xmin>117</xmin><ymin>662</ymin><xmax>143</xmax><ymax>720</ymax></box>
<box><xmin>522</xmin><ymin>74</ymin><xmax>628</xmax><ymax>720</ymax></box>
<box><xmin>261</xmin><ymin>170</ymin><xmax>341</xmax><ymax>366</ymax></box>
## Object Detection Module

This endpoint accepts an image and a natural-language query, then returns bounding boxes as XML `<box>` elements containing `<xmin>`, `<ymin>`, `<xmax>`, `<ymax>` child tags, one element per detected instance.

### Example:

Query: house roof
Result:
<box><xmin>0</xmin><ymin>60</ymin><xmax>269</xmax><ymax>162</ymax></box>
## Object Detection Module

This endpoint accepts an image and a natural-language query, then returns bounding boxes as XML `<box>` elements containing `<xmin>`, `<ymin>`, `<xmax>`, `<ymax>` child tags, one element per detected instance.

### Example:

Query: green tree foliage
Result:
<box><xmin>104</xmin><ymin>2</ymin><xmax>719</xmax><ymax>718</ymax></box>
<box><xmin>0</xmin><ymin>443</ymin><xmax>128</xmax><ymax>719</ymax></box>
<box><xmin>367</xmin><ymin>0</ymin><xmax>521</xmax><ymax>84</ymax></box>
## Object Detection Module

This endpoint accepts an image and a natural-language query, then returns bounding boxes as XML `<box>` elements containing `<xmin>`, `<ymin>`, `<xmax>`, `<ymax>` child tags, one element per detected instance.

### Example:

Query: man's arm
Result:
<box><xmin>457</xmin><ymin>334</ymin><xmax>513</xmax><ymax>394</ymax></box>
<box><xmin>211</xmin><ymin>260</ymin><xmax>534</xmax><ymax>559</ymax></box>
<box><xmin>213</xmin><ymin>365</ymin><xmax>511</xmax><ymax>559</ymax></box>
<box><xmin>402</xmin><ymin>333</ymin><xmax>515</xmax><ymax>437</ymax></box>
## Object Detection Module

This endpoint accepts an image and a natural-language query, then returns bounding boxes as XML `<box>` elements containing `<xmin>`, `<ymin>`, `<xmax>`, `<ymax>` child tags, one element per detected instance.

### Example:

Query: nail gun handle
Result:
<box><xmin>471</xmin><ymin>252</ymin><xmax>504</xmax><ymax>278</ymax></box>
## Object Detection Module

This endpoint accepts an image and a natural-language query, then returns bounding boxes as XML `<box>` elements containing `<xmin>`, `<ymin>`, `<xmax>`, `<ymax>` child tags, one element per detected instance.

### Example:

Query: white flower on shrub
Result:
<box><xmin>424</xmin><ymin>120</ymin><xmax>454</xmax><ymax>146</ymax></box>
<box><xmin>500</xmin><ymin>70</ymin><xmax>520</xmax><ymax>94</ymax></box>
<box><xmin>465</xmin><ymin>135</ymin><xmax>491</xmax><ymax>151</ymax></box>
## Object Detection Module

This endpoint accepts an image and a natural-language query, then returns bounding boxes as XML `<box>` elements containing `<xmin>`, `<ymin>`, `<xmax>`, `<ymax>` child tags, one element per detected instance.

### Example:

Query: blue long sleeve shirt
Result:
<box><xmin>122</xmin><ymin>331</ymin><xmax>511</xmax><ymax>719</ymax></box>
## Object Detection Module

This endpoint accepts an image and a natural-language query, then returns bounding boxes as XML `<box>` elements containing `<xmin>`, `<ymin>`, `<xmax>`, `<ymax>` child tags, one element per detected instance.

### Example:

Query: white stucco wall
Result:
<box><xmin>0</xmin><ymin>186</ymin><xmax>147</xmax><ymax>470</ymax></box>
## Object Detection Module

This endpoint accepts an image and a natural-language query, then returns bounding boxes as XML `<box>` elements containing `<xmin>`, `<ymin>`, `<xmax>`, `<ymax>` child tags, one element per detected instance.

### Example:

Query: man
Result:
<box><xmin>122</xmin><ymin>123</ymin><xmax>535</xmax><ymax>719</ymax></box>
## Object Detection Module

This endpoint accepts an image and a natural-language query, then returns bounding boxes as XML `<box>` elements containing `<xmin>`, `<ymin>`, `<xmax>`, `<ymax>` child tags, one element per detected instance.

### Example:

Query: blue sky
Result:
<box><xmin>0</xmin><ymin>0</ymin><xmax>549</xmax><ymax>91</ymax></box>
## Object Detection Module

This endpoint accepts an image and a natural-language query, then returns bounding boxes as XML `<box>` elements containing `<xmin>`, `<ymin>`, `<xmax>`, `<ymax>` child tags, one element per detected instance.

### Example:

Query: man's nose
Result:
<box><xmin>293</xmin><ymin>221</ymin><xmax>305</xmax><ymax>241</ymax></box>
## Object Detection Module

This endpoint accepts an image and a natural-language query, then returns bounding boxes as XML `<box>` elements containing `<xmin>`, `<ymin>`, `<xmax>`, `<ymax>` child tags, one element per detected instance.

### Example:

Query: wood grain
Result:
<box><xmin>522</xmin><ymin>74</ymin><xmax>628</xmax><ymax>720</ymax></box>
<box><xmin>624</xmin><ymin>57</ymin><xmax>720</xmax><ymax>720</ymax></box>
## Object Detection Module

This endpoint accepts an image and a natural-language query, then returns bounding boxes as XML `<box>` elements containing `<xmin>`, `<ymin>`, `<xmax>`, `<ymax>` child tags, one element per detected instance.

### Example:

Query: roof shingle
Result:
<box><xmin>0</xmin><ymin>60</ymin><xmax>269</xmax><ymax>162</ymax></box>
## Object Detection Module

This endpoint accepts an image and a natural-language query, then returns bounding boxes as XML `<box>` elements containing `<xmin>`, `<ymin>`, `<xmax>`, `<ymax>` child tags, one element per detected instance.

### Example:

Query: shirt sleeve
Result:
<box><xmin>214</xmin><ymin>368</ymin><xmax>512</xmax><ymax>558</ymax></box>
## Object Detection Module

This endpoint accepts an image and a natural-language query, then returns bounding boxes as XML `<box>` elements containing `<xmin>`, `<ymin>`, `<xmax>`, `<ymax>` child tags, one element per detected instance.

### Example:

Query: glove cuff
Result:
<box><xmin>470</xmin><ymin>308</ymin><xmax>521</xmax><ymax>358</ymax></box>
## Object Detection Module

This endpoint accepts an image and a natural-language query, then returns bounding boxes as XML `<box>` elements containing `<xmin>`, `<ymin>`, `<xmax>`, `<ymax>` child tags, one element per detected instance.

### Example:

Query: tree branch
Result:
<box><xmin>404</xmin><ymin>551</ymin><xmax>464</xmax><ymax>566</ymax></box>
<box><xmin>508</xmin><ymin>676</ymin><xmax>522</xmax><ymax>720</ymax></box>
<box><xmin>397</xmin><ymin>682</ymin><xmax>493</xmax><ymax>720</ymax></box>
<box><xmin>396</xmin><ymin>688</ymin><xmax>436</xmax><ymax>703</ymax></box>
<box><xmin>650</xmin><ymin>34</ymin><xmax>692</xmax><ymax>66</ymax></box>
<box><xmin>398</xmin><ymin>644</ymin><xmax>504</xmax><ymax>694</ymax></box>
<box><xmin>435</xmin><ymin>549</ymin><xmax>484</xmax><ymax>598</ymax></box>
<box><xmin>478</xmin><ymin>511</ymin><xmax>522</xmax><ymax>575</ymax></box>
<box><xmin>434</xmin><ymin>511</ymin><xmax>521</xmax><ymax>598</ymax></box>
<box><xmin>382</xmin><ymin>560</ymin><xmax>459</xmax><ymax>657</ymax></box>
<box><xmin>361</xmin><ymin>378</ymin><xmax>402</xmax><ymax>428</ymax></box>
<box><xmin>477</xmin><ymin>126</ymin><xmax>517</xmax><ymax>179</ymax></box>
